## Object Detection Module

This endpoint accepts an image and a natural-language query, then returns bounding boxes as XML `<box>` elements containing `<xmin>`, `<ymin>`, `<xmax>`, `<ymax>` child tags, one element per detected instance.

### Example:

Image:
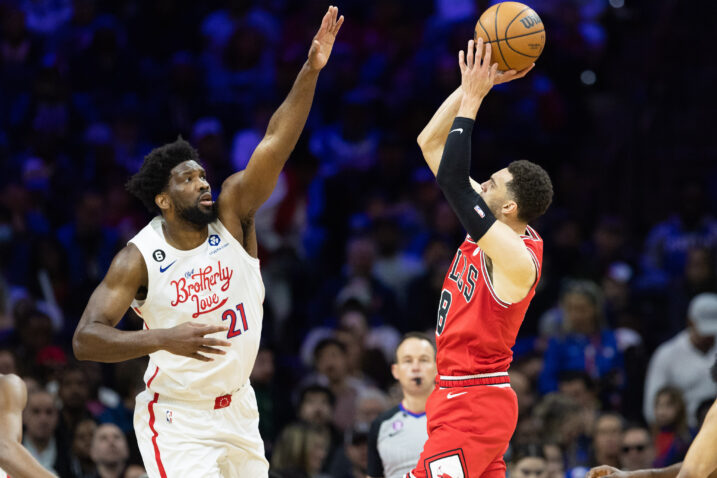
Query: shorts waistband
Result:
<box><xmin>436</xmin><ymin>372</ymin><xmax>510</xmax><ymax>388</ymax></box>
<box><xmin>145</xmin><ymin>382</ymin><xmax>247</xmax><ymax>410</ymax></box>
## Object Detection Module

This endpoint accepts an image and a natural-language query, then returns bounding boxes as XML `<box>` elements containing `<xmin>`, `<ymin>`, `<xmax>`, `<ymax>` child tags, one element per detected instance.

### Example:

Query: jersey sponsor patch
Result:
<box><xmin>208</xmin><ymin>234</ymin><xmax>221</xmax><ymax>246</ymax></box>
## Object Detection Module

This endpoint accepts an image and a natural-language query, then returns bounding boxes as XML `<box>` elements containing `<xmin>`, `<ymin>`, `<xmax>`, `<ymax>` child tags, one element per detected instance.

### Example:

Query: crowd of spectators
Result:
<box><xmin>0</xmin><ymin>0</ymin><xmax>715</xmax><ymax>477</ymax></box>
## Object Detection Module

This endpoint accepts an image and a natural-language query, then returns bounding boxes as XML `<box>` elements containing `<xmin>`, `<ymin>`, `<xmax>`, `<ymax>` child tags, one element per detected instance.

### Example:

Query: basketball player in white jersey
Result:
<box><xmin>72</xmin><ymin>7</ymin><xmax>344</xmax><ymax>478</ymax></box>
<box><xmin>0</xmin><ymin>374</ymin><xmax>57</xmax><ymax>478</ymax></box>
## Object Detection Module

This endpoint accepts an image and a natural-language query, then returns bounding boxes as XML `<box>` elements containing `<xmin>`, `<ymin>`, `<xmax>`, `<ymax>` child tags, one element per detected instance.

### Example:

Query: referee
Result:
<box><xmin>367</xmin><ymin>332</ymin><xmax>437</xmax><ymax>478</ymax></box>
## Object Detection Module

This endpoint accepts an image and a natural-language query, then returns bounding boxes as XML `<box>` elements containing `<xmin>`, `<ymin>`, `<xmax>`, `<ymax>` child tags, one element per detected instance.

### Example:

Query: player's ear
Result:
<box><xmin>155</xmin><ymin>191</ymin><xmax>171</xmax><ymax>212</ymax></box>
<box><xmin>502</xmin><ymin>200</ymin><xmax>518</xmax><ymax>218</ymax></box>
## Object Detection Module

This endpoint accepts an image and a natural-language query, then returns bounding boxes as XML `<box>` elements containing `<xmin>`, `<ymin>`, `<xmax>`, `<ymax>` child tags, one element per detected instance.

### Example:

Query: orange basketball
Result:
<box><xmin>474</xmin><ymin>2</ymin><xmax>546</xmax><ymax>71</ymax></box>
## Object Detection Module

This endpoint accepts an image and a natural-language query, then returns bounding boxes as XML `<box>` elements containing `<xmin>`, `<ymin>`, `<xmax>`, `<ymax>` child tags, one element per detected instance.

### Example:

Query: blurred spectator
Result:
<box><xmin>306</xmin><ymin>337</ymin><xmax>369</xmax><ymax>433</ymax></box>
<box><xmin>509</xmin><ymin>443</ymin><xmax>548</xmax><ymax>478</ymax></box>
<box><xmin>639</xmin><ymin>183</ymin><xmax>717</xmax><ymax>290</ymax></box>
<box><xmin>511</xmin><ymin>369</ymin><xmax>537</xmax><ymax>419</ymax></box>
<box><xmin>542</xmin><ymin>443</ymin><xmax>565</xmax><ymax>478</ymax></box>
<box><xmin>22</xmin><ymin>389</ymin><xmax>71</xmax><ymax>475</ymax></box>
<box><xmin>643</xmin><ymin>293</ymin><xmax>717</xmax><ymax>427</ymax></box>
<box><xmin>651</xmin><ymin>387</ymin><xmax>691</xmax><ymax>467</ymax></box>
<box><xmin>591</xmin><ymin>413</ymin><xmax>623</xmax><ymax>468</ymax></box>
<box><xmin>295</xmin><ymin>384</ymin><xmax>342</xmax><ymax>472</ymax></box>
<box><xmin>251</xmin><ymin>346</ymin><xmax>292</xmax><ymax>452</ymax></box>
<box><xmin>56</xmin><ymin>365</ymin><xmax>93</xmax><ymax>447</ymax></box>
<box><xmin>558</xmin><ymin>371</ymin><xmax>600</xmax><ymax>437</ymax></box>
<box><xmin>0</xmin><ymin>347</ymin><xmax>17</xmax><ymax>374</ymax></box>
<box><xmin>666</xmin><ymin>246</ymin><xmax>717</xmax><ymax>338</ymax></box>
<box><xmin>539</xmin><ymin>280</ymin><xmax>624</xmax><ymax>397</ymax></box>
<box><xmin>69</xmin><ymin>417</ymin><xmax>98</xmax><ymax>478</ymax></box>
<box><xmin>327</xmin><ymin>423</ymin><xmax>369</xmax><ymax>478</ymax></box>
<box><xmin>271</xmin><ymin>422</ymin><xmax>331</xmax><ymax>478</ymax></box>
<box><xmin>534</xmin><ymin>393</ymin><xmax>589</xmax><ymax>469</ymax></box>
<box><xmin>619</xmin><ymin>424</ymin><xmax>655</xmax><ymax>471</ymax></box>
<box><xmin>89</xmin><ymin>423</ymin><xmax>130</xmax><ymax>478</ymax></box>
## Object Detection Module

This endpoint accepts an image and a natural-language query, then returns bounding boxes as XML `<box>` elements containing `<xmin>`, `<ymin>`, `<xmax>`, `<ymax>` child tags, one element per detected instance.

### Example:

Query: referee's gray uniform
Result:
<box><xmin>367</xmin><ymin>404</ymin><xmax>428</xmax><ymax>478</ymax></box>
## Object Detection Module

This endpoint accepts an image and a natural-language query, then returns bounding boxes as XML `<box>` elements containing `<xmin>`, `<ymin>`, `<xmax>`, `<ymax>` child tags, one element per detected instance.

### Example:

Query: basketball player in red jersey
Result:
<box><xmin>71</xmin><ymin>7</ymin><xmax>343</xmax><ymax>478</ymax></box>
<box><xmin>407</xmin><ymin>38</ymin><xmax>552</xmax><ymax>478</ymax></box>
<box><xmin>0</xmin><ymin>374</ymin><xmax>57</xmax><ymax>478</ymax></box>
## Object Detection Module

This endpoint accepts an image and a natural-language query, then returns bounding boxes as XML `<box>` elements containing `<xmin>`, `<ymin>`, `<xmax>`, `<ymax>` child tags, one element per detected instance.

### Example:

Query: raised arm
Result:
<box><xmin>218</xmin><ymin>6</ymin><xmax>343</xmax><ymax>219</ymax></box>
<box><xmin>0</xmin><ymin>374</ymin><xmax>57</xmax><ymax>478</ymax></box>
<box><xmin>73</xmin><ymin>245</ymin><xmax>229</xmax><ymax>363</ymax></box>
<box><xmin>434</xmin><ymin>39</ymin><xmax>536</xmax><ymax>302</ymax></box>
<box><xmin>417</xmin><ymin>64</ymin><xmax>532</xmax><ymax>177</ymax></box>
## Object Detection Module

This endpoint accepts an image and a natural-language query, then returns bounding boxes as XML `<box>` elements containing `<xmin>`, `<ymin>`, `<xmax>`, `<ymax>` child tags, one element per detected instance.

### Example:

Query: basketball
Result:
<box><xmin>474</xmin><ymin>2</ymin><xmax>545</xmax><ymax>71</ymax></box>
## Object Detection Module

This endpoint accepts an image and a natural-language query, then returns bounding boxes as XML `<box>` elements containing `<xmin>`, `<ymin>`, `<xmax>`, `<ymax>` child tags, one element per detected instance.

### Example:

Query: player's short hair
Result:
<box><xmin>125</xmin><ymin>137</ymin><xmax>200</xmax><ymax>213</ymax></box>
<box><xmin>394</xmin><ymin>332</ymin><xmax>436</xmax><ymax>363</ymax></box>
<box><xmin>506</xmin><ymin>160</ymin><xmax>553</xmax><ymax>223</ymax></box>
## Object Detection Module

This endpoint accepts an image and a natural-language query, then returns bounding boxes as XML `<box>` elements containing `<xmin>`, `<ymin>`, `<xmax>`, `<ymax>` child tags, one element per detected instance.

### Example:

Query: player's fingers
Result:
<box><xmin>516</xmin><ymin>63</ymin><xmax>535</xmax><ymax>78</ymax></box>
<box><xmin>483</xmin><ymin>42</ymin><xmax>492</xmax><ymax>69</ymax></box>
<box><xmin>203</xmin><ymin>338</ymin><xmax>231</xmax><ymax>347</ymax></box>
<box><xmin>466</xmin><ymin>39</ymin><xmax>474</xmax><ymax>69</ymax></box>
<box><xmin>188</xmin><ymin>353</ymin><xmax>212</xmax><ymax>362</ymax></box>
<box><xmin>459</xmin><ymin>50</ymin><xmax>466</xmax><ymax>73</ymax></box>
<box><xmin>334</xmin><ymin>15</ymin><xmax>344</xmax><ymax>33</ymax></box>
<box><xmin>490</xmin><ymin>62</ymin><xmax>498</xmax><ymax>81</ymax></box>
<box><xmin>196</xmin><ymin>324</ymin><xmax>230</xmax><ymax>335</ymax></box>
<box><xmin>198</xmin><ymin>346</ymin><xmax>226</xmax><ymax>356</ymax></box>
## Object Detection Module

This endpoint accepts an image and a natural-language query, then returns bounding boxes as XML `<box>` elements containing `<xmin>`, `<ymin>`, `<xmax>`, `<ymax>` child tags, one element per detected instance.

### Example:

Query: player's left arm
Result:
<box><xmin>677</xmin><ymin>398</ymin><xmax>717</xmax><ymax>478</ymax></box>
<box><xmin>217</xmin><ymin>6</ymin><xmax>343</xmax><ymax>220</ymax></box>
<box><xmin>436</xmin><ymin>38</ymin><xmax>536</xmax><ymax>302</ymax></box>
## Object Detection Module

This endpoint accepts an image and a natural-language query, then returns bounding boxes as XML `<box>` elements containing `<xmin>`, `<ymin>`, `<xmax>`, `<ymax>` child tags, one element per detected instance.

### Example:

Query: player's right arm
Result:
<box><xmin>434</xmin><ymin>38</ymin><xmax>536</xmax><ymax>302</ymax></box>
<box><xmin>417</xmin><ymin>61</ymin><xmax>531</xmax><ymax>177</ymax></box>
<box><xmin>0</xmin><ymin>374</ymin><xmax>57</xmax><ymax>478</ymax></box>
<box><xmin>73</xmin><ymin>244</ymin><xmax>230</xmax><ymax>363</ymax></box>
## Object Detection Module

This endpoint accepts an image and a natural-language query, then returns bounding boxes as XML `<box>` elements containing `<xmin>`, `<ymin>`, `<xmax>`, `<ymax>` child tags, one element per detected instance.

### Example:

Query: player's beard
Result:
<box><xmin>178</xmin><ymin>201</ymin><xmax>217</xmax><ymax>227</ymax></box>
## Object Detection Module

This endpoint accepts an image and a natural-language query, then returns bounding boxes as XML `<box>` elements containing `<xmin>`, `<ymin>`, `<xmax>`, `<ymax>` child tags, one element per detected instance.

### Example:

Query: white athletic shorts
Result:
<box><xmin>134</xmin><ymin>382</ymin><xmax>269</xmax><ymax>478</ymax></box>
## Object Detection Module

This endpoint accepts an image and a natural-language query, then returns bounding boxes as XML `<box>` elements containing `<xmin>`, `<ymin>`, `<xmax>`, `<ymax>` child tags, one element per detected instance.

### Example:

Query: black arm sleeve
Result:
<box><xmin>366</xmin><ymin>416</ymin><xmax>384</xmax><ymax>477</ymax></box>
<box><xmin>436</xmin><ymin>117</ymin><xmax>497</xmax><ymax>241</ymax></box>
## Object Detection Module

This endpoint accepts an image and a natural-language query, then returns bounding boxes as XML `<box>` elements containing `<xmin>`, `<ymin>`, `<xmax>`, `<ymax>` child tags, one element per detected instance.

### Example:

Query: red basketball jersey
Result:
<box><xmin>435</xmin><ymin>226</ymin><xmax>543</xmax><ymax>375</ymax></box>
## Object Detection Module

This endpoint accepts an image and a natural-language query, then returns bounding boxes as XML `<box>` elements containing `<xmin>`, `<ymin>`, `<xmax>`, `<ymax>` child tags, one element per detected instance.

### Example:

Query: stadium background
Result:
<box><xmin>0</xmin><ymin>0</ymin><xmax>715</xmax><ymax>476</ymax></box>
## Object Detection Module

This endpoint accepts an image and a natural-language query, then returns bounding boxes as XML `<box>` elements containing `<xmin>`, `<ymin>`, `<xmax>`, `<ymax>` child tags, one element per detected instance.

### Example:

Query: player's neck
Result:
<box><xmin>402</xmin><ymin>394</ymin><xmax>428</xmax><ymax>415</ymax></box>
<box><xmin>162</xmin><ymin>219</ymin><xmax>208</xmax><ymax>250</ymax></box>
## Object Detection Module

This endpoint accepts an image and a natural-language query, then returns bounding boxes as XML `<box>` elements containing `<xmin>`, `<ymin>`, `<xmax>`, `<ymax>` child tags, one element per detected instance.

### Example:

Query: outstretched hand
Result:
<box><xmin>308</xmin><ymin>5</ymin><xmax>344</xmax><ymax>71</ymax></box>
<box><xmin>459</xmin><ymin>38</ymin><xmax>498</xmax><ymax>104</ymax></box>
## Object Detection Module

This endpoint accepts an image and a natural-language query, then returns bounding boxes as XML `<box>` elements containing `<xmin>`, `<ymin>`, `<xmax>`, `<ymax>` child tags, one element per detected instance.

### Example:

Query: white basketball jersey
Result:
<box><xmin>129</xmin><ymin>216</ymin><xmax>264</xmax><ymax>401</ymax></box>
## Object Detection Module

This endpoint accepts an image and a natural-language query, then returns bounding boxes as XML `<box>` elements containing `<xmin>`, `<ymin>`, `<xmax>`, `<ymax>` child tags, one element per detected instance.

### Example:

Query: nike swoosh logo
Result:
<box><xmin>450</xmin><ymin>128</ymin><xmax>463</xmax><ymax>134</ymax></box>
<box><xmin>446</xmin><ymin>391</ymin><xmax>467</xmax><ymax>399</ymax></box>
<box><xmin>159</xmin><ymin>260</ymin><xmax>177</xmax><ymax>273</ymax></box>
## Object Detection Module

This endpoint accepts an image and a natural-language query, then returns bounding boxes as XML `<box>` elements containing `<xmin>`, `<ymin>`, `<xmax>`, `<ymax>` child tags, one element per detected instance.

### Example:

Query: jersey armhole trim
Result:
<box><xmin>213</xmin><ymin>219</ymin><xmax>261</xmax><ymax>267</ymax></box>
<box><xmin>480</xmin><ymin>251</ymin><xmax>511</xmax><ymax>308</ymax></box>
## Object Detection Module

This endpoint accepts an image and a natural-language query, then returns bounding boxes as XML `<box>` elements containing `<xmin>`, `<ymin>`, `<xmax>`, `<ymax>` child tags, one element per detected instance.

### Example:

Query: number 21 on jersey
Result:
<box><xmin>222</xmin><ymin>303</ymin><xmax>249</xmax><ymax>339</ymax></box>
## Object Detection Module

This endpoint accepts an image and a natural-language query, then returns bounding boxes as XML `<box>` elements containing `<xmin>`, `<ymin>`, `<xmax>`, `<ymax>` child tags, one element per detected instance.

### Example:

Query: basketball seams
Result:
<box><xmin>477</xmin><ymin>17</ymin><xmax>491</xmax><ymax>41</ymax></box>
<box><xmin>493</xmin><ymin>3</ymin><xmax>511</xmax><ymax>70</ymax></box>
